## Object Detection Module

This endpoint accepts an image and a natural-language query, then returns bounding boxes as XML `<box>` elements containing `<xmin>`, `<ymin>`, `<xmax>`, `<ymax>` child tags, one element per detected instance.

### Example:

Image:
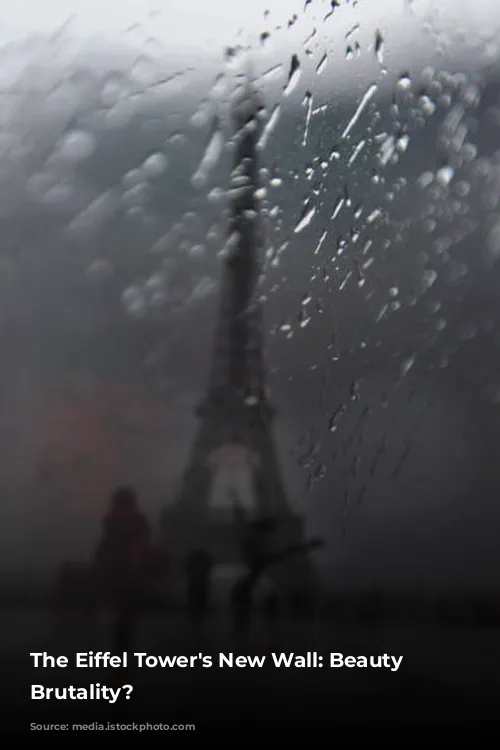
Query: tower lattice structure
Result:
<box><xmin>161</xmin><ymin>79</ymin><xmax>316</xmax><ymax>594</ymax></box>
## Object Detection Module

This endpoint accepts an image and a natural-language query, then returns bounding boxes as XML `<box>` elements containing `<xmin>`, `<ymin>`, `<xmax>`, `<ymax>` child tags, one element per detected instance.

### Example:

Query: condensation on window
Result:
<box><xmin>0</xmin><ymin>1</ymin><xmax>500</xmax><ymax>592</ymax></box>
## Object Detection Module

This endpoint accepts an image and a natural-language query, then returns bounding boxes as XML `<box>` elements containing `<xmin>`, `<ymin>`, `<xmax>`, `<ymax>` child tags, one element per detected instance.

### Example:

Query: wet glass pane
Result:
<box><xmin>3</xmin><ymin>0</ymin><xmax>500</xmax><ymax>733</ymax></box>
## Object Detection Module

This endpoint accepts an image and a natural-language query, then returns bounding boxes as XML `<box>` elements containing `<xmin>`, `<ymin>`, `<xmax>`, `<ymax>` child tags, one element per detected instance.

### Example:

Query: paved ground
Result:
<box><xmin>3</xmin><ymin>608</ymin><xmax>499</xmax><ymax>735</ymax></box>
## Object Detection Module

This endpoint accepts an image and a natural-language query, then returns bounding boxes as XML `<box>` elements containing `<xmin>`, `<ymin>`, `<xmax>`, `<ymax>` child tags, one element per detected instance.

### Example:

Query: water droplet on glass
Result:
<box><xmin>142</xmin><ymin>152</ymin><xmax>168</xmax><ymax>177</ymax></box>
<box><xmin>328</xmin><ymin>404</ymin><xmax>346</xmax><ymax>432</ymax></box>
<box><xmin>189</xmin><ymin>244</ymin><xmax>206</xmax><ymax>259</ymax></box>
<box><xmin>454</xmin><ymin>180</ymin><xmax>470</xmax><ymax>197</ymax></box>
<box><xmin>342</xmin><ymin>83</ymin><xmax>378</xmax><ymax>139</ymax></box>
<box><xmin>316</xmin><ymin>53</ymin><xmax>328</xmax><ymax>76</ymax></box>
<box><xmin>86</xmin><ymin>258</ymin><xmax>113</xmax><ymax>281</ymax></box>
<box><xmin>104</xmin><ymin>99</ymin><xmax>137</xmax><ymax>130</ymax></box>
<box><xmin>397</xmin><ymin>74</ymin><xmax>412</xmax><ymax>92</ymax></box>
<box><xmin>367</xmin><ymin>208</ymin><xmax>382</xmax><ymax>224</ymax></box>
<box><xmin>121</xmin><ymin>182</ymin><xmax>151</xmax><ymax>208</ymax></box>
<box><xmin>416</xmin><ymin>171</ymin><xmax>434</xmax><ymax>190</ymax></box>
<box><xmin>436</xmin><ymin>166</ymin><xmax>454</xmax><ymax>186</ymax></box>
<box><xmin>348</xmin><ymin>139</ymin><xmax>366</xmax><ymax>166</ymax></box>
<box><xmin>190</xmin><ymin>97</ymin><xmax>212</xmax><ymax>129</ymax></box>
<box><xmin>302</xmin><ymin>91</ymin><xmax>313</xmax><ymax>146</ymax></box>
<box><xmin>68</xmin><ymin>190</ymin><xmax>118</xmax><ymax>236</ymax></box>
<box><xmin>144</xmin><ymin>271</ymin><xmax>165</xmax><ymax>295</ymax></box>
<box><xmin>123</xmin><ymin>168</ymin><xmax>144</xmax><ymax>188</ymax></box>
<box><xmin>419</xmin><ymin>95</ymin><xmax>436</xmax><ymax>117</ymax></box>
<box><xmin>167</xmin><ymin>131</ymin><xmax>187</xmax><ymax>148</ymax></box>
<box><xmin>421</xmin><ymin>269</ymin><xmax>437</xmax><ymax>292</ymax></box>
<box><xmin>331</xmin><ymin>196</ymin><xmax>344</xmax><ymax>220</ymax></box>
<box><xmin>350</xmin><ymin>379</ymin><xmax>360</xmax><ymax>401</ymax></box>
<box><xmin>126</xmin><ymin>205</ymin><xmax>146</xmax><ymax>221</ymax></box>
<box><xmin>101</xmin><ymin>73</ymin><xmax>130</xmax><ymax>107</ymax></box>
<box><xmin>396</xmin><ymin>134</ymin><xmax>410</xmax><ymax>153</ymax></box>
<box><xmin>122</xmin><ymin>285</ymin><xmax>146</xmax><ymax>317</ymax></box>
<box><xmin>294</xmin><ymin>202</ymin><xmax>316</xmax><ymax>233</ymax></box>
<box><xmin>375</xmin><ymin>30</ymin><xmax>384</xmax><ymax>65</ymax></box>
<box><xmin>378</xmin><ymin>135</ymin><xmax>396</xmax><ymax>167</ymax></box>
<box><xmin>191</xmin><ymin>119</ymin><xmax>224</xmax><ymax>188</ymax></box>
<box><xmin>284</xmin><ymin>54</ymin><xmax>301</xmax><ymax>97</ymax></box>
<box><xmin>191</xmin><ymin>277</ymin><xmax>217</xmax><ymax>301</ymax></box>
<box><xmin>400</xmin><ymin>355</ymin><xmax>416</xmax><ymax>378</ymax></box>
<box><xmin>207</xmin><ymin>186</ymin><xmax>225</xmax><ymax>203</ymax></box>
<box><xmin>27</xmin><ymin>173</ymin><xmax>72</xmax><ymax>205</ymax></box>
<box><xmin>56</xmin><ymin>130</ymin><xmax>95</xmax><ymax>163</ymax></box>
<box><xmin>461</xmin><ymin>142</ymin><xmax>477</xmax><ymax>164</ymax></box>
<box><xmin>313</xmin><ymin>463</ymin><xmax>326</xmax><ymax>481</ymax></box>
<box><xmin>258</xmin><ymin>104</ymin><xmax>281</xmax><ymax>151</ymax></box>
<box><xmin>298</xmin><ymin>309</ymin><xmax>312</xmax><ymax>328</ymax></box>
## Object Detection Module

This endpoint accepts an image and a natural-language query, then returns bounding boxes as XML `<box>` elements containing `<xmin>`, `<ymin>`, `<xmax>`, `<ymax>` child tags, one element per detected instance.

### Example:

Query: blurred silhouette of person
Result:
<box><xmin>185</xmin><ymin>549</ymin><xmax>213</xmax><ymax>630</ymax></box>
<box><xmin>93</xmin><ymin>486</ymin><xmax>151</xmax><ymax>652</ymax></box>
<box><xmin>230</xmin><ymin>502</ymin><xmax>324</xmax><ymax>637</ymax></box>
<box><xmin>230</xmin><ymin>516</ymin><xmax>279</xmax><ymax>636</ymax></box>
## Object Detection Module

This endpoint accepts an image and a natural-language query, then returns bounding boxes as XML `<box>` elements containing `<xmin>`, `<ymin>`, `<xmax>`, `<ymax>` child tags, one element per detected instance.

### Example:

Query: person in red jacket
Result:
<box><xmin>94</xmin><ymin>486</ymin><xmax>151</xmax><ymax>652</ymax></box>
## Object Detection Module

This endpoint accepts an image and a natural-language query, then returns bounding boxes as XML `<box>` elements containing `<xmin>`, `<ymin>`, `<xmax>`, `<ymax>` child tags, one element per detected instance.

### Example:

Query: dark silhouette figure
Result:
<box><xmin>230</xmin><ymin>514</ymin><xmax>323</xmax><ymax>636</ymax></box>
<box><xmin>185</xmin><ymin>549</ymin><xmax>213</xmax><ymax>628</ymax></box>
<box><xmin>230</xmin><ymin>518</ymin><xmax>275</xmax><ymax>636</ymax></box>
<box><xmin>93</xmin><ymin>486</ymin><xmax>151</xmax><ymax>653</ymax></box>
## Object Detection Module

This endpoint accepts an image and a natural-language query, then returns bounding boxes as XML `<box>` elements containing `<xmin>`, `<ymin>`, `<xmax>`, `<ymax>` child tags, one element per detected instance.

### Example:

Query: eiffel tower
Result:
<box><xmin>161</xmin><ymin>77</ymin><xmax>317</xmax><ymax>599</ymax></box>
